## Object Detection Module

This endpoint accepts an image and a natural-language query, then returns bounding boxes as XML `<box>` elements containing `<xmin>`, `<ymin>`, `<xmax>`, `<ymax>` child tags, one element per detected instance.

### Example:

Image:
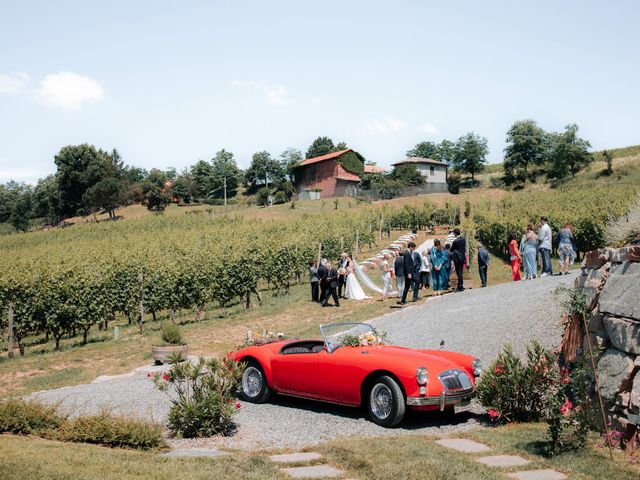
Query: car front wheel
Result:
<box><xmin>367</xmin><ymin>375</ymin><xmax>405</xmax><ymax>427</ymax></box>
<box><xmin>240</xmin><ymin>360</ymin><xmax>272</xmax><ymax>403</ymax></box>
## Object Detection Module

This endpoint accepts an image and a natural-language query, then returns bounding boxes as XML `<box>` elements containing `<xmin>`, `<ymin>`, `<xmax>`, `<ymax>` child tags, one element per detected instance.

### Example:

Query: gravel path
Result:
<box><xmin>30</xmin><ymin>273</ymin><xmax>577</xmax><ymax>450</ymax></box>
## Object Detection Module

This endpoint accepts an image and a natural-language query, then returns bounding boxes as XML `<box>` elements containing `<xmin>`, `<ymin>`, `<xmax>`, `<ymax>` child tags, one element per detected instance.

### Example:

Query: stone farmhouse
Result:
<box><xmin>390</xmin><ymin>157</ymin><xmax>449</xmax><ymax>193</ymax></box>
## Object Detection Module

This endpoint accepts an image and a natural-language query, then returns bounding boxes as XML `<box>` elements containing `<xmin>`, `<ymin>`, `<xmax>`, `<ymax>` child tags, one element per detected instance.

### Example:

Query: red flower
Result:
<box><xmin>560</xmin><ymin>367</ymin><xmax>570</xmax><ymax>385</ymax></box>
<box><xmin>494</xmin><ymin>364</ymin><xmax>504</xmax><ymax>375</ymax></box>
<box><xmin>235</xmin><ymin>402</ymin><xmax>241</xmax><ymax>409</ymax></box>
<box><xmin>559</xmin><ymin>398</ymin><xmax>573</xmax><ymax>415</ymax></box>
<box><xmin>487</xmin><ymin>409</ymin><xmax>500</xmax><ymax>419</ymax></box>
<box><xmin>147</xmin><ymin>373</ymin><xmax>151</xmax><ymax>378</ymax></box>
<box><xmin>162</xmin><ymin>372</ymin><xmax>170</xmax><ymax>381</ymax></box>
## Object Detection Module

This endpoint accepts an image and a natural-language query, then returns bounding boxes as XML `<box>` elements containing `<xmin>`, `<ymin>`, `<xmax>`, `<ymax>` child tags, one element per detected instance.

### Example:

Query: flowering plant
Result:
<box><xmin>239</xmin><ymin>326</ymin><xmax>286</xmax><ymax>348</ymax></box>
<box><xmin>340</xmin><ymin>330</ymin><xmax>388</xmax><ymax>347</ymax></box>
<box><xmin>150</xmin><ymin>355</ymin><xmax>243</xmax><ymax>438</ymax></box>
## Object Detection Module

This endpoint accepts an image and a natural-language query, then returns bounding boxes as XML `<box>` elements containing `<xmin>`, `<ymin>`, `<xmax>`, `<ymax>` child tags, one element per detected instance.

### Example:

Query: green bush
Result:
<box><xmin>59</xmin><ymin>413</ymin><xmax>166</xmax><ymax>450</ymax></box>
<box><xmin>152</xmin><ymin>356</ymin><xmax>242</xmax><ymax>438</ymax></box>
<box><xmin>447</xmin><ymin>172</ymin><xmax>461</xmax><ymax>194</ymax></box>
<box><xmin>161</xmin><ymin>323</ymin><xmax>183</xmax><ymax>345</ymax></box>
<box><xmin>477</xmin><ymin>341</ymin><xmax>560</xmax><ymax>423</ymax></box>
<box><xmin>0</xmin><ymin>399</ymin><xmax>65</xmax><ymax>435</ymax></box>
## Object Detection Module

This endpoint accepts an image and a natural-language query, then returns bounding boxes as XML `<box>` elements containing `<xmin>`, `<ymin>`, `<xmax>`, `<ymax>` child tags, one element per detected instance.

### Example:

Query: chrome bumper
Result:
<box><xmin>407</xmin><ymin>389</ymin><xmax>475</xmax><ymax>411</ymax></box>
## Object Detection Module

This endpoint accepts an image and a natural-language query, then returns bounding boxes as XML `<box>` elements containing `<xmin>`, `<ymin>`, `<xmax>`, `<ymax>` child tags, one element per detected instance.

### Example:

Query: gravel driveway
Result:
<box><xmin>30</xmin><ymin>273</ymin><xmax>577</xmax><ymax>450</ymax></box>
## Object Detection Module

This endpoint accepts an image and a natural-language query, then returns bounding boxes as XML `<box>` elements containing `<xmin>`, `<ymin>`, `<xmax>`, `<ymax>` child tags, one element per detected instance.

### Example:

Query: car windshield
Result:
<box><xmin>320</xmin><ymin>323</ymin><xmax>374</xmax><ymax>352</ymax></box>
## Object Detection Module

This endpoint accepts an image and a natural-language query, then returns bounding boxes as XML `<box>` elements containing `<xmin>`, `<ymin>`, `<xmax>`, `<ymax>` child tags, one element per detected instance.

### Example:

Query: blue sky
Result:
<box><xmin>1</xmin><ymin>0</ymin><xmax>638</xmax><ymax>183</ymax></box>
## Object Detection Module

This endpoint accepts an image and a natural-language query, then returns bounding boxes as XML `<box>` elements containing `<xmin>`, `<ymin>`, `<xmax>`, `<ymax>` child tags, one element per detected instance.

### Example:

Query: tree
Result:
<box><xmin>0</xmin><ymin>181</ymin><xmax>26</xmax><ymax>223</ymax></box>
<box><xmin>54</xmin><ymin>144</ymin><xmax>120</xmax><ymax>217</ymax></box>
<box><xmin>145</xmin><ymin>187</ymin><xmax>171</xmax><ymax>212</ymax></box>
<box><xmin>210</xmin><ymin>149</ymin><xmax>240</xmax><ymax>199</ymax></box>
<box><xmin>190</xmin><ymin>160</ymin><xmax>214</xmax><ymax>200</ymax></box>
<box><xmin>333</xmin><ymin>141</ymin><xmax>348</xmax><ymax>152</ymax></box>
<box><xmin>82</xmin><ymin>177</ymin><xmax>126</xmax><ymax>219</ymax></box>
<box><xmin>171</xmin><ymin>173</ymin><xmax>193</xmax><ymax>203</ymax></box>
<box><xmin>391</xmin><ymin>164</ymin><xmax>425</xmax><ymax>186</ymax></box>
<box><xmin>602</xmin><ymin>150</ymin><xmax>613</xmax><ymax>176</ymax></box>
<box><xmin>452</xmin><ymin>133</ymin><xmax>489</xmax><ymax>185</ymax></box>
<box><xmin>305</xmin><ymin>136</ymin><xmax>335</xmax><ymax>159</ymax></box>
<box><xmin>407</xmin><ymin>141</ymin><xmax>439</xmax><ymax>159</ymax></box>
<box><xmin>244</xmin><ymin>151</ymin><xmax>284</xmax><ymax>193</ymax></box>
<box><xmin>547</xmin><ymin>124</ymin><xmax>592</xmax><ymax>180</ymax></box>
<box><xmin>280</xmin><ymin>148</ymin><xmax>303</xmax><ymax>181</ymax></box>
<box><xmin>503</xmin><ymin>120</ymin><xmax>548</xmax><ymax>185</ymax></box>
<box><xmin>32</xmin><ymin>175</ymin><xmax>62</xmax><ymax>225</ymax></box>
<box><xmin>9</xmin><ymin>187</ymin><xmax>33</xmax><ymax>231</ymax></box>
<box><xmin>437</xmin><ymin>139</ymin><xmax>457</xmax><ymax>164</ymax></box>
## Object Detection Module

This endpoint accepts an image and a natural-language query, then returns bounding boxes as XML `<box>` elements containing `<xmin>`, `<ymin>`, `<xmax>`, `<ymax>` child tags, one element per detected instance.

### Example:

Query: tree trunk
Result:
<box><xmin>152</xmin><ymin>310</ymin><xmax>157</xmax><ymax>322</ymax></box>
<box><xmin>170</xmin><ymin>309</ymin><xmax>177</xmax><ymax>325</ymax></box>
<box><xmin>82</xmin><ymin>328</ymin><xmax>89</xmax><ymax>344</ymax></box>
<box><xmin>55</xmin><ymin>335</ymin><xmax>61</xmax><ymax>350</ymax></box>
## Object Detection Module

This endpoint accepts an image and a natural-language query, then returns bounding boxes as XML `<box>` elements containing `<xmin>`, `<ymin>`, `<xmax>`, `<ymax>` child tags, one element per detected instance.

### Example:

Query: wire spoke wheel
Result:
<box><xmin>242</xmin><ymin>366</ymin><xmax>263</xmax><ymax>398</ymax></box>
<box><xmin>370</xmin><ymin>383</ymin><xmax>393</xmax><ymax>419</ymax></box>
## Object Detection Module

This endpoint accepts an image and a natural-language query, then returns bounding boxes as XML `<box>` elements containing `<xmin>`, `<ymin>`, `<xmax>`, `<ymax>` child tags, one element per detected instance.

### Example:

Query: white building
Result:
<box><xmin>391</xmin><ymin>157</ymin><xmax>448</xmax><ymax>192</ymax></box>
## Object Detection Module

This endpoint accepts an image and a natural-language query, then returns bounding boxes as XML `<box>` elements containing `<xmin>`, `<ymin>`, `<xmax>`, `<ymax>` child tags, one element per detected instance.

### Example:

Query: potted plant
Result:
<box><xmin>152</xmin><ymin>324</ymin><xmax>188</xmax><ymax>365</ymax></box>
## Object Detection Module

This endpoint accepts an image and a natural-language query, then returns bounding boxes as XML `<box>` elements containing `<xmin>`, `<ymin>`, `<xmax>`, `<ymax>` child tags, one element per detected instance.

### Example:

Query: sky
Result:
<box><xmin>1</xmin><ymin>0</ymin><xmax>639</xmax><ymax>184</ymax></box>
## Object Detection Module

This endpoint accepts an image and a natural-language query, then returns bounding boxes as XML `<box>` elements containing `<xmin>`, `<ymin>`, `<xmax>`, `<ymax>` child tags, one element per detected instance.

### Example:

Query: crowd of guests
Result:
<box><xmin>507</xmin><ymin>216</ymin><xmax>577</xmax><ymax>281</ymax></box>
<box><xmin>307</xmin><ymin>217</ymin><xmax>579</xmax><ymax>306</ymax></box>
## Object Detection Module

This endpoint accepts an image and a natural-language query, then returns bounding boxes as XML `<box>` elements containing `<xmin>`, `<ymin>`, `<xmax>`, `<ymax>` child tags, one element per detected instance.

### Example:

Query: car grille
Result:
<box><xmin>439</xmin><ymin>370</ymin><xmax>472</xmax><ymax>393</ymax></box>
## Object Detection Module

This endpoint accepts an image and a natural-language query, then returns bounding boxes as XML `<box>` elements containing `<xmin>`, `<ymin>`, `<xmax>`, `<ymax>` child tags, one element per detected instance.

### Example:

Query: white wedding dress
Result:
<box><xmin>345</xmin><ymin>271</ymin><xmax>370</xmax><ymax>300</ymax></box>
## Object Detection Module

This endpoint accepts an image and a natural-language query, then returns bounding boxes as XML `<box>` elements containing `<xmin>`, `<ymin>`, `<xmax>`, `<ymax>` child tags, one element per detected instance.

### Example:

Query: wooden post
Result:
<box><xmin>355</xmin><ymin>229</ymin><xmax>360</xmax><ymax>256</ymax></box>
<box><xmin>379</xmin><ymin>213</ymin><xmax>384</xmax><ymax>241</ymax></box>
<box><xmin>316</xmin><ymin>243</ymin><xmax>322</xmax><ymax>266</ymax></box>
<box><xmin>7</xmin><ymin>302</ymin><xmax>14</xmax><ymax>359</ymax></box>
<box><xmin>139</xmin><ymin>271</ymin><xmax>145</xmax><ymax>333</ymax></box>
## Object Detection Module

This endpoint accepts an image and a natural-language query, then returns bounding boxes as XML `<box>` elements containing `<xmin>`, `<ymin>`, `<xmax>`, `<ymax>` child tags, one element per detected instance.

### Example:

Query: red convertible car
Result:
<box><xmin>232</xmin><ymin>323</ymin><xmax>482</xmax><ymax>427</ymax></box>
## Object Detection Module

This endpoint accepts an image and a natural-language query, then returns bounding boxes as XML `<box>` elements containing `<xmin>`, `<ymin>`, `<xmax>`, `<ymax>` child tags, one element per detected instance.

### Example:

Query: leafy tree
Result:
<box><xmin>333</xmin><ymin>141</ymin><xmax>348</xmax><ymax>152</ymax></box>
<box><xmin>407</xmin><ymin>141</ymin><xmax>439</xmax><ymax>159</ymax></box>
<box><xmin>171</xmin><ymin>174</ymin><xmax>193</xmax><ymax>203</ymax></box>
<box><xmin>447</xmin><ymin>172</ymin><xmax>462</xmax><ymax>194</ymax></box>
<box><xmin>190</xmin><ymin>160</ymin><xmax>214</xmax><ymax>200</ymax></box>
<box><xmin>145</xmin><ymin>187</ymin><xmax>171</xmax><ymax>212</ymax></box>
<box><xmin>452</xmin><ymin>132</ymin><xmax>489</xmax><ymax>185</ymax></box>
<box><xmin>244</xmin><ymin>151</ymin><xmax>284</xmax><ymax>193</ymax></box>
<box><xmin>0</xmin><ymin>181</ymin><xmax>27</xmax><ymax>223</ymax></box>
<box><xmin>602</xmin><ymin>150</ymin><xmax>613</xmax><ymax>176</ymax></box>
<box><xmin>256</xmin><ymin>186</ymin><xmax>272</xmax><ymax>207</ymax></box>
<box><xmin>54</xmin><ymin>144</ymin><xmax>120</xmax><ymax>217</ymax></box>
<box><xmin>9</xmin><ymin>187</ymin><xmax>33</xmax><ymax>231</ymax></box>
<box><xmin>123</xmin><ymin>166</ymin><xmax>148</xmax><ymax>184</ymax></box>
<box><xmin>391</xmin><ymin>164</ymin><xmax>425</xmax><ymax>186</ymax></box>
<box><xmin>210</xmin><ymin>149</ymin><xmax>240</xmax><ymax>199</ymax></box>
<box><xmin>305</xmin><ymin>136</ymin><xmax>335</xmax><ymax>159</ymax></box>
<box><xmin>547</xmin><ymin>124</ymin><xmax>592</xmax><ymax>180</ymax></box>
<box><xmin>280</xmin><ymin>148</ymin><xmax>303</xmax><ymax>181</ymax></box>
<box><xmin>503</xmin><ymin>120</ymin><xmax>548</xmax><ymax>185</ymax></box>
<box><xmin>437</xmin><ymin>139</ymin><xmax>457</xmax><ymax>164</ymax></box>
<box><xmin>32</xmin><ymin>175</ymin><xmax>62</xmax><ymax>225</ymax></box>
<box><xmin>82</xmin><ymin>177</ymin><xmax>126</xmax><ymax>219</ymax></box>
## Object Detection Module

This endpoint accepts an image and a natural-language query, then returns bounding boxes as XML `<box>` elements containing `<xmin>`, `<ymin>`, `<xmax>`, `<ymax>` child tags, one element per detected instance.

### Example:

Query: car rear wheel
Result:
<box><xmin>240</xmin><ymin>360</ymin><xmax>272</xmax><ymax>403</ymax></box>
<box><xmin>367</xmin><ymin>375</ymin><xmax>405</xmax><ymax>427</ymax></box>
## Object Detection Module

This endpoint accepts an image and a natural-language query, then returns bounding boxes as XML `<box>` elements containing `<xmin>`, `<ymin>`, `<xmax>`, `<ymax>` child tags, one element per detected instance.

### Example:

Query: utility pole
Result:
<box><xmin>223</xmin><ymin>176</ymin><xmax>227</xmax><ymax>212</ymax></box>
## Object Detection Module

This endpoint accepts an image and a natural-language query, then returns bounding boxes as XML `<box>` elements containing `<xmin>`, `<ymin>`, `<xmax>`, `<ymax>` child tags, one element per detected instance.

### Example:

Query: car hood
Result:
<box><xmin>349</xmin><ymin>345</ymin><xmax>467</xmax><ymax>373</ymax></box>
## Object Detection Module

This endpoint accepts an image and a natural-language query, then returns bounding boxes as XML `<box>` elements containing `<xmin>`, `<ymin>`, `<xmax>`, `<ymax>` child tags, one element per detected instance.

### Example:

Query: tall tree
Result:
<box><xmin>452</xmin><ymin>133</ymin><xmax>489</xmax><ymax>184</ymax></box>
<box><xmin>503</xmin><ymin>120</ymin><xmax>548</xmax><ymax>185</ymax></box>
<box><xmin>210</xmin><ymin>149</ymin><xmax>240</xmax><ymax>199</ymax></box>
<box><xmin>32</xmin><ymin>175</ymin><xmax>62</xmax><ymax>225</ymax></box>
<box><xmin>305</xmin><ymin>136</ymin><xmax>335</xmax><ymax>159</ymax></box>
<box><xmin>407</xmin><ymin>141</ymin><xmax>440</xmax><ymax>159</ymax></box>
<box><xmin>190</xmin><ymin>160</ymin><xmax>214</xmax><ymax>199</ymax></box>
<box><xmin>547</xmin><ymin>124</ymin><xmax>592</xmax><ymax>180</ymax></box>
<box><xmin>244</xmin><ymin>151</ymin><xmax>284</xmax><ymax>193</ymax></box>
<box><xmin>436</xmin><ymin>139</ymin><xmax>456</xmax><ymax>164</ymax></box>
<box><xmin>332</xmin><ymin>141</ymin><xmax>348</xmax><ymax>152</ymax></box>
<box><xmin>9</xmin><ymin>187</ymin><xmax>33</xmax><ymax>232</ymax></box>
<box><xmin>280</xmin><ymin>148</ymin><xmax>303</xmax><ymax>181</ymax></box>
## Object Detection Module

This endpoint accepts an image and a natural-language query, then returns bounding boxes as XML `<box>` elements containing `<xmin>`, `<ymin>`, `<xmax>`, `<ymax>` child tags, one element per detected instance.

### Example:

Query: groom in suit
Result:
<box><xmin>322</xmin><ymin>261</ymin><xmax>340</xmax><ymax>307</ymax></box>
<box><xmin>398</xmin><ymin>241</ymin><xmax>416</xmax><ymax>305</ymax></box>
<box><xmin>317</xmin><ymin>259</ymin><xmax>328</xmax><ymax>305</ymax></box>
<box><xmin>450</xmin><ymin>228</ymin><xmax>466</xmax><ymax>291</ymax></box>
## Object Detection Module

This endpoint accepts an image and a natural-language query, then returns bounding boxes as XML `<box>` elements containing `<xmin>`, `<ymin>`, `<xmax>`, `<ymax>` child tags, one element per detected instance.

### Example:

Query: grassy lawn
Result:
<box><xmin>2</xmin><ymin>423</ymin><xmax>638</xmax><ymax>480</ymax></box>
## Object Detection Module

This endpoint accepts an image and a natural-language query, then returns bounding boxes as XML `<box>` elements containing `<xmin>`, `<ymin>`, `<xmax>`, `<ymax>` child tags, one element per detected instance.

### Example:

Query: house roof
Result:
<box><xmin>364</xmin><ymin>165</ymin><xmax>386</xmax><ymax>174</ymax></box>
<box><xmin>391</xmin><ymin>157</ymin><xmax>448</xmax><ymax>167</ymax></box>
<box><xmin>297</xmin><ymin>148</ymin><xmax>352</xmax><ymax>167</ymax></box>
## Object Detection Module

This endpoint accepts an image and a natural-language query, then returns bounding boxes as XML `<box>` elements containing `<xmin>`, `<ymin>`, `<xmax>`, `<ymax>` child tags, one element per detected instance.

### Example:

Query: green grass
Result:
<box><xmin>1</xmin><ymin>423</ymin><xmax>638</xmax><ymax>480</ymax></box>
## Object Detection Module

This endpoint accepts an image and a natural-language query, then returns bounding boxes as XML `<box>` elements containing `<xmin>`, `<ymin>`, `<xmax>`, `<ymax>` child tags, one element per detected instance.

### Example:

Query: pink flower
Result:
<box><xmin>559</xmin><ymin>398</ymin><xmax>573</xmax><ymax>415</ymax></box>
<box><xmin>235</xmin><ymin>402</ymin><xmax>241</xmax><ymax>409</ymax></box>
<box><xmin>494</xmin><ymin>365</ymin><xmax>504</xmax><ymax>375</ymax></box>
<box><xmin>162</xmin><ymin>372</ymin><xmax>170</xmax><ymax>381</ymax></box>
<box><xmin>487</xmin><ymin>409</ymin><xmax>500</xmax><ymax>419</ymax></box>
<box><xmin>147</xmin><ymin>373</ymin><xmax>151</xmax><ymax>378</ymax></box>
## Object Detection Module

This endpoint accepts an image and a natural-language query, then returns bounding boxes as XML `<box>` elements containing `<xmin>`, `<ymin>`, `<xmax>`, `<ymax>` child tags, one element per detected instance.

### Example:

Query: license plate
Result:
<box><xmin>454</xmin><ymin>400</ymin><xmax>471</xmax><ymax>414</ymax></box>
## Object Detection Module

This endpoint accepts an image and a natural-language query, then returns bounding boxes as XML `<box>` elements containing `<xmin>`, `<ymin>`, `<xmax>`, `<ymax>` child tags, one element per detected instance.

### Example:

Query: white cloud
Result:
<box><xmin>0</xmin><ymin>72</ymin><xmax>30</xmax><ymax>94</ymax></box>
<box><xmin>310</xmin><ymin>96</ymin><xmax>321</xmax><ymax>105</ymax></box>
<box><xmin>419</xmin><ymin>123</ymin><xmax>440</xmax><ymax>135</ymax></box>
<box><xmin>366</xmin><ymin>116</ymin><xmax>407</xmax><ymax>134</ymax></box>
<box><xmin>38</xmin><ymin>71</ymin><xmax>104</xmax><ymax>109</ymax></box>
<box><xmin>230</xmin><ymin>80</ymin><xmax>294</xmax><ymax>106</ymax></box>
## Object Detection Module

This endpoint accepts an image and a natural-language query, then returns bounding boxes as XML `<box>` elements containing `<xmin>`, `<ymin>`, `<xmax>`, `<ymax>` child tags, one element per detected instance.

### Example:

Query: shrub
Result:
<box><xmin>152</xmin><ymin>356</ymin><xmax>242</xmax><ymax>438</ymax></box>
<box><xmin>447</xmin><ymin>172</ymin><xmax>461</xmax><ymax>194</ymax></box>
<box><xmin>0</xmin><ymin>399</ymin><xmax>65</xmax><ymax>435</ymax></box>
<box><xmin>273</xmin><ymin>191</ymin><xmax>288</xmax><ymax>205</ymax></box>
<box><xmin>161</xmin><ymin>323</ymin><xmax>183</xmax><ymax>346</ymax></box>
<box><xmin>477</xmin><ymin>341</ymin><xmax>560</xmax><ymax>422</ymax></box>
<box><xmin>58</xmin><ymin>413</ymin><xmax>166</xmax><ymax>450</ymax></box>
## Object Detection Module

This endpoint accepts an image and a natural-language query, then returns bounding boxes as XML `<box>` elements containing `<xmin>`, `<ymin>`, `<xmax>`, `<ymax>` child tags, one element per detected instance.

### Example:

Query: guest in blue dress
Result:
<box><xmin>430</xmin><ymin>240</ymin><xmax>448</xmax><ymax>296</ymax></box>
<box><xmin>523</xmin><ymin>224</ymin><xmax>539</xmax><ymax>279</ymax></box>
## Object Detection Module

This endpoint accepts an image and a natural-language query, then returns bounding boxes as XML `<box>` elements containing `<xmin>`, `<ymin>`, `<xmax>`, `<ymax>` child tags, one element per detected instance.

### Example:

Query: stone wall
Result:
<box><xmin>576</xmin><ymin>245</ymin><xmax>640</xmax><ymax>434</ymax></box>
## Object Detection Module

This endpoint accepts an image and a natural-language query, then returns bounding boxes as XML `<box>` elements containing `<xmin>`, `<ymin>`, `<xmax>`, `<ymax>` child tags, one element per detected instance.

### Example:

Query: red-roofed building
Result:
<box><xmin>364</xmin><ymin>165</ymin><xmax>386</xmax><ymax>174</ymax></box>
<box><xmin>293</xmin><ymin>149</ymin><xmax>366</xmax><ymax>199</ymax></box>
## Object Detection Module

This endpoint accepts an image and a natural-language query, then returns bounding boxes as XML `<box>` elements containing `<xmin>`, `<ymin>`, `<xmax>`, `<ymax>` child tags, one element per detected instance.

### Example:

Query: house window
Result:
<box><xmin>430</xmin><ymin>166</ymin><xmax>435</xmax><ymax>175</ymax></box>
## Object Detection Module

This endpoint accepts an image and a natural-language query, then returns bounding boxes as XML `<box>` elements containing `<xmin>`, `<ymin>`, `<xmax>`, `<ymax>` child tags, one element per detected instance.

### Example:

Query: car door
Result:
<box><xmin>271</xmin><ymin>351</ymin><xmax>320</xmax><ymax>397</ymax></box>
<box><xmin>314</xmin><ymin>347</ymin><xmax>365</xmax><ymax>405</ymax></box>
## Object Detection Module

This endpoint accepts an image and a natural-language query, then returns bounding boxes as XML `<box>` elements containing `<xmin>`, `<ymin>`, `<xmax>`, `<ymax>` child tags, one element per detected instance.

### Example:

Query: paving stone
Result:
<box><xmin>476</xmin><ymin>455</ymin><xmax>530</xmax><ymax>467</ymax></box>
<box><xmin>270</xmin><ymin>452</ymin><xmax>323</xmax><ymax>463</ymax></box>
<box><xmin>435</xmin><ymin>438</ymin><xmax>491</xmax><ymax>452</ymax></box>
<box><xmin>162</xmin><ymin>448</ymin><xmax>230</xmax><ymax>458</ymax></box>
<box><xmin>507</xmin><ymin>469</ymin><xmax>567</xmax><ymax>480</ymax></box>
<box><xmin>281</xmin><ymin>464</ymin><xmax>343</xmax><ymax>478</ymax></box>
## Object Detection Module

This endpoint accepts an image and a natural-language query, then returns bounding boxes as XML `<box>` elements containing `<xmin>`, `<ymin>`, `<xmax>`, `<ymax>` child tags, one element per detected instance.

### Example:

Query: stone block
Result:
<box><xmin>610</xmin><ymin>246</ymin><xmax>640</xmax><ymax>264</ymax></box>
<box><xmin>575</xmin><ymin>273</ymin><xmax>588</xmax><ymax>288</ymax></box>
<box><xmin>597</xmin><ymin>348</ymin><xmax>636</xmax><ymax>402</ymax></box>
<box><xmin>603</xmin><ymin>316</ymin><xmax>640</xmax><ymax>355</ymax></box>
<box><xmin>587</xmin><ymin>312</ymin><xmax>604</xmax><ymax>332</ymax></box>
<box><xmin>477</xmin><ymin>455</ymin><xmax>530</xmax><ymax>467</ymax></box>
<box><xmin>615</xmin><ymin>391</ymin><xmax>631</xmax><ymax>411</ymax></box>
<box><xmin>583</xmin><ymin>331</ymin><xmax>610</xmax><ymax>355</ymax></box>
<box><xmin>436</xmin><ymin>438</ymin><xmax>491</xmax><ymax>452</ymax></box>
<box><xmin>631</xmin><ymin>370</ymin><xmax>640</xmax><ymax>413</ymax></box>
<box><xmin>583</xmin><ymin>264</ymin><xmax>609</xmax><ymax>308</ymax></box>
<box><xmin>584</xmin><ymin>249</ymin><xmax>608</xmax><ymax>269</ymax></box>
<box><xmin>506</xmin><ymin>470</ymin><xmax>567</xmax><ymax>480</ymax></box>
<box><xmin>599</xmin><ymin>262</ymin><xmax>640</xmax><ymax>319</ymax></box>
<box><xmin>162</xmin><ymin>448</ymin><xmax>230</xmax><ymax>458</ymax></box>
<box><xmin>281</xmin><ymin>465</ymin><xmax>343</xmax><ymax>478</ymax></box>
<box><xmin>270</xmin><ymin>452</ymin><xmax>323</xmax><ymax>463</ymax></box>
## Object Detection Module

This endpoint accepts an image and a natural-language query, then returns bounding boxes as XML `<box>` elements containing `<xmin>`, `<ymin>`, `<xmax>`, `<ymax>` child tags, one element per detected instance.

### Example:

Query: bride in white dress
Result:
<box><xmin>344</xmin><ymin>259</ymin><xmax>370</xmax><ymax>300</ymax></box>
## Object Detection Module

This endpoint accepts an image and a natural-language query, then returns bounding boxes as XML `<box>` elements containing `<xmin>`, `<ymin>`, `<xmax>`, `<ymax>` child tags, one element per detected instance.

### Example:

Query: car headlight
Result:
<box><xmin>416</xmin><ymin>367</ymin><xmax>428</xmax><ymax>385</ymax></box>
<box><xmin>472</xmin><ymin>358</ymin><xmax>482</xmax><ymax>376</ymax></box>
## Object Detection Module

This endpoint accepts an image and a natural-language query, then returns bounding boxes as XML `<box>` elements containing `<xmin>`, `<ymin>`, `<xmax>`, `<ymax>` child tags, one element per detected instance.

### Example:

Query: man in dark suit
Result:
<box><xmin>337</xmin><ymin>253</ymin><xmax>349</xmax><ymax>298</ymax></box>
<box><xmin>317</xmin><ymin>259</ymin><xmax>329</xmax><ymax>305</ymax></box>
<box><xmin>323</xmin><ymin>261</ymin><xmax>340</xmax><ymax>307</ymax></box>
<box><xmin>450</xmin><ymin>228</ymin><xmax>466</xmax><ymax>291</ymax></box>
<box><xmin>411</xmin><ymin>248</ymin><xmax>423</xmax><ymax>301</ymax></box>
<box><xmin>398</xmin><ymin>241</ymin><xmax>416</xmax><ymax>305</ymax></box>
